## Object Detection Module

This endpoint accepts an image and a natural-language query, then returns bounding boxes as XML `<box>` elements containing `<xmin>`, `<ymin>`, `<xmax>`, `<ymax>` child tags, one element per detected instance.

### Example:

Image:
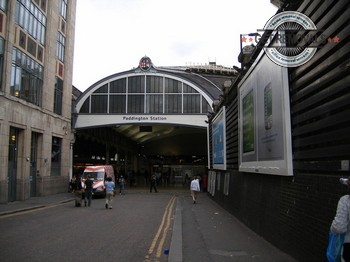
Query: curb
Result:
<box><xmin>0</xmin><ymin>205</ymin><xmax>45</xmax><ymax>216</ymax></box>
<box><xmin>168</xmin><ymin>197</ymin><xmax>183</xmax><ymax>262</ymax></box>
<box><xmin>0</xmin><ymin>198</ymin><xmax>74</xmax><ymax>217</ymax></box>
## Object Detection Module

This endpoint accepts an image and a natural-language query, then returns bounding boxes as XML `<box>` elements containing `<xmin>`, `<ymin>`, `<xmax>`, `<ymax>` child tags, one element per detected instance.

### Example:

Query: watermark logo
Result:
<box><xmin>264</xmin><ymin>11</ymin><xmax>317</xmax><ymax>67</ymax></box>
<box><xmin>241</xmin><ymin>11</ymin><xmax>340</xmax><ymax>68</ymax></box>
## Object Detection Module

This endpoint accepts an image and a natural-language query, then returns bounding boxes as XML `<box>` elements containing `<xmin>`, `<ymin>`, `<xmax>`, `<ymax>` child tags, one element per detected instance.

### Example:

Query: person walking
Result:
<box><xmin>119</xmin><ymin>175</ymin><xmax>126</xmax><ymax>195</ymax></box>
<box><xmin>84</xmin><ymin>175</ymin><xmax>93</xmax><ymax>207</ymax></box>
<box><xmin>72</xmin><ymin>175</ymin><xmax>83</xmax><ymax>207</ymax></box>
<box><xmin>190</xmin><ymin>176</ymin><xmax>200</xmax><ymax>204</ymax></box>
<box><xmin>144</xmin><ymin>170</ymin><xmax>149</xmax><ymax>186</ymax></box>
<box><xmin>150</xmin><ymin>172</ymin><xmax>158</xmax><ymax>193</ymax></box>
<box><xmin>329</xmin><ymin>177</ymin><xmax>350</xmax><ymax>261</ymax></box>
<box><xmin>104</xmin><ymin>176</ymin><xmax>115</xmax><ymax>209</ymax></box>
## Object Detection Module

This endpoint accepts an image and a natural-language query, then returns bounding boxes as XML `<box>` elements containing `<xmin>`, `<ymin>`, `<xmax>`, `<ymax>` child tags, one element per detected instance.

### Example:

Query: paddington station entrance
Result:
<box><xmin>73</xmin><ymin>57</ymin><xmax>236</xmax><ymax>184</ymax></box>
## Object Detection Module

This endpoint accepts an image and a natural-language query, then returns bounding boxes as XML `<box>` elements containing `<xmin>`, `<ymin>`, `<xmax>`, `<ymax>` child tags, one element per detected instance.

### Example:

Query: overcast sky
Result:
<box><xmin>72</xmin><ymin>0</ymin><xmax>278</xmax><ymax>91</ymax></box>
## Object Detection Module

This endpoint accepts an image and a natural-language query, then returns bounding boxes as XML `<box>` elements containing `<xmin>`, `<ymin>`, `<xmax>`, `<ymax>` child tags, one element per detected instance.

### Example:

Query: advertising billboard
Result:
<box><xmin>238</xmin><ymin>53</ymin><xmax>293</xmax><ymax>176</ymax></box>
<box><xmin>212</xmin><ymin>107</ymin><xmax>226</xmax><ymax>170</ymax></box>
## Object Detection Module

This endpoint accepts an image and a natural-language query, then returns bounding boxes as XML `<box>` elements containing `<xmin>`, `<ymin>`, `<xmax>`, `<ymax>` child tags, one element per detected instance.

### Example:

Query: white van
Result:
<box><xmin>81</xmin><ymin>165</ymin><xmax>115</xmax><ymax>197</ymax></box>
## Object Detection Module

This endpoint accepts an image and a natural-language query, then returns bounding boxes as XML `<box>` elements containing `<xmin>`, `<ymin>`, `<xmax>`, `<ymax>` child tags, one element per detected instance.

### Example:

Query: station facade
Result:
<box><xmin>73</xmin><ymin>57</ymin><xmax>236</xmax><ymax>184</ymax></box>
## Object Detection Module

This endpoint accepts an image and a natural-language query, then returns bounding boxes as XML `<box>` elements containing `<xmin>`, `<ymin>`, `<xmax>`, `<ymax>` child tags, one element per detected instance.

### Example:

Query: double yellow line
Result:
<box><xmin>145</xmin><ymin>195</ymin><xmax>176</xmax><ymax>262</ymax></box>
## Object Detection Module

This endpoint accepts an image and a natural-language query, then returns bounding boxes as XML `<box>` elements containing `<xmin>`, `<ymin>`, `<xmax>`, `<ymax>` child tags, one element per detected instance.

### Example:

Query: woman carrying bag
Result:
<box><xmin>328</xmin><ymin>178</ymin><xmax>350</xmax><ymax>261</ymax></box>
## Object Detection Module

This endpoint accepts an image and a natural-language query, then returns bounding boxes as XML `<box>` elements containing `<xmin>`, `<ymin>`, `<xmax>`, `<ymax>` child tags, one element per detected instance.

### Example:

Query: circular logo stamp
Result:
<box><xmin>263</xmin><ymin>11</ymin><xmax>317</xmax><ymax>67</ymax></box>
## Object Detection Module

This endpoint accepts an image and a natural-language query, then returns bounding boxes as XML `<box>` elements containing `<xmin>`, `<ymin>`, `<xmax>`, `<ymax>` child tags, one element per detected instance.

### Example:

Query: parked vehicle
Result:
<box><xmin>81</xmin><ymin>165</ymin><xmax>115</xmax><ymax>197</ymax></box>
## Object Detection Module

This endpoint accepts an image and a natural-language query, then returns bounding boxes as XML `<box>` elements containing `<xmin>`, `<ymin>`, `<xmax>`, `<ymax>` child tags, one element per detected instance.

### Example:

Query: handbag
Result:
<box><xmin>327</xmin><ymin>231</ymin><xmax>345</xmax><ymax>262</ymax></box>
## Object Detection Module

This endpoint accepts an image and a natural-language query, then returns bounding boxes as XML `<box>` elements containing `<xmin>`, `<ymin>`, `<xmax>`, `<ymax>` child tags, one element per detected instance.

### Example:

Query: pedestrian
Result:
<box><xmin>119</xmin><ymin>175</ymin><xmax>126</xmax><ymax>195</ymax></box>
<box><xmin>144</xmin><ymin>170</ymin><xmax>149</xmax><ymax>186</ymax></box>
<box><xmin>183</xmin><ymin>173</ymin><xmax>189</xmax><ymax>185</ymax></box>
<box><xmin>72</xmin><ymin>175</ymin><xmax>83</xmax><ymax>207</ymax></box>
<box><xmin>328</xmin><ymin>177</ymin><xmax>350</xmax><ymax>261</ymax></box>
<box><xmin>104</xmin><ymin>176</ymin><xmax>115</xmax><ymax>209</ymax></box>
<box><xmin>84</xmin><ymin>174</ymin><xmax>93</xmax><ymax>207</ymax></box>
<box><xmin>190</xmin><ymin>176</ymin><xmax>200</xmax><ymax>204</ymax></box>
<box><xmin>69</xmin><ymin>176</ymin><xmax>75</xmax><ymax>192</ymax></box>
<box><xmin>150</xmin><ymin>172</ymin><xmax>158</xmax><ymax>193</ymax></box>
<box><xmin>155</xmin><ymin>169</ymin><xmax>162</xmax><ymax>186</ymax></box>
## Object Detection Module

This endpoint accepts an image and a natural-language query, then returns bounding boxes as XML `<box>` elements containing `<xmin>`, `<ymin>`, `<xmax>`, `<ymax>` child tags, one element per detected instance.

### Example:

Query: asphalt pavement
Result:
<box><xmin>0</xmin><ymin>187</ymin><xmax>297</xmax><ymax>262</ymax></box>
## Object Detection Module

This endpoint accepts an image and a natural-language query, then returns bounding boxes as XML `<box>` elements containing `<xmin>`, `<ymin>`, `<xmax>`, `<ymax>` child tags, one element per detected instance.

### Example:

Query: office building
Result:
<box><xmin>0</xmin><ymin>0</ymin><xmax>76</xmax><ymax>202</ymax></box>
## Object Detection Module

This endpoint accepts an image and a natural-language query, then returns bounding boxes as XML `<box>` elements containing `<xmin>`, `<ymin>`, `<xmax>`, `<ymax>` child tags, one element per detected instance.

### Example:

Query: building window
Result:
<box><xmin>59</xmin><ymin>0</ymin><xmax>67</xmax><ymax>20</ymax></box>
<box><xmin>40</xmin><ymin>0</ymin><xmax>47</xmax><ymax>13</ymax></box>
<box><xmin>57</xmin><ymin>0</ymin><xmax>67</xmax><ymax>62</ymax></box>
<box><xmin>15</xmin><ymin>0</ymin><xmax>46</xmax><ymax>45</ymax></box>
<box><xmin>128</xmin><ymin>76</ymin><xmax>144</xmax><ymax>93</ymax></box>
<box><xmin>183</xmin><ymin>94</ymin><xmax>201</xmax><ymax>113</ymax></box>
<box><xmin>10</xmin><ymin>48</ymin><xmax>43</xmax><ymax>106</ymax></box>
<box><xmin>128</xmin><ymin>95</ymin><xmax>144</xmax><ymax>113</ymax></box>
<box><xmin>147</xmin><ymin>76</ymin><xmax>163</xmax><ymax>93</ymax></box>
<box><xmin>165</xmin><ymin>78</ymin><xmax>181</xmax><ymax>93</ymax></box>
<box><xmin>183</xmin><ymin>83</ymin><xmax>200</xmax><ymax>113</ymax></box>
<box><xmin>33</xmin><ymin>0</ymin><xmax>47</xmax><ymax>13</ymax></box>
<box><xmin>80</xmin><ymin>98</ymin><xmax>90</xmax><ymax>113</ymax></box>
<box><xmin>56</xmin><ymin>32</ymin><xmax>65</xmax><ymax>62</ymax></box>
<box><xmin>91</xmin><ymin>95</ymin><xmax>107</xmax><ymax>113</ymax></box>
<box><xmin>51</xmin><ymin>137</ymin><xmax>61</xmax><ymax>176</ymax></box>
<box><xmin>146</xmin><ymin>94</ymin><xmax>163</xmax><ymax>113</ymax></box>
<box><xmin>0</xmin><ymin>0</ymin><xmax>7</xmax><ymax>12</ymax></box>
<box><xmin>0</xmin><ymin>37</ymin><xmax>4</xmax><ymax>90</ymax></box>
<box><xmin>110</xmin><ymin>95</ymin><xmax>126</xmax><ymax>113</ymax></box>
<box><xmin>165</xmin><ymin>94</ymin><xmax>182</xmax><ymax>113</ymax></box>
<box><xmin>202</xmin><ymin>98</ymin><xmax>211</xmax><ymax>114</ymax></box>
<box><xmin>110</xmin><ymin>78</ymin><xmax>126</xmax><ymax>93</ymax></box>
<box><xmin>54</xmin><ymin>77</ymin><xmax>63</xmax><ymax>115</ymax></box>
<box><xmin>81</xmin><ymin>75</ymin><xmax>209</xmax><ymax>114</ymax></box>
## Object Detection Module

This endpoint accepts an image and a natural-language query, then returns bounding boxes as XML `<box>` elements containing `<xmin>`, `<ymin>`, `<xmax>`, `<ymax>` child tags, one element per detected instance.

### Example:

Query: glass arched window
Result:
<box><xmin>110</xmin><ymin>78</ymin><xmax>126</xmax><ymax>113</ymax></box>
<box><xmin>79</xmin><ymin>75</ymin><xmax>211</xmax><ymax>114</ymax></box>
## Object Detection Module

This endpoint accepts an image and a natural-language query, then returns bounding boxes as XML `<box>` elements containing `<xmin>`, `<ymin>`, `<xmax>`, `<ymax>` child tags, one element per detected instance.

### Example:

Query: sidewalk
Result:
<box><xmin>0</xmin><ymin>192</ymin><xmax>75</xmax><ymax>216</ymax></box>
<box><xmin>0</xmin><ymin>189</ymin><xmax>297</xmax><ymax>262</ymax></box>
<box><xmin>172</xmin><ymin>193</ymin><xmax>297</xmax><ymax>262</ymax></box>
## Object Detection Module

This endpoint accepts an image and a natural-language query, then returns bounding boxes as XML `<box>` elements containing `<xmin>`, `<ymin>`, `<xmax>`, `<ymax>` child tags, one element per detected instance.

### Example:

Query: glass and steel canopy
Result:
<box><xmin>78</xmin><ymin>74</ymin><xmax>211</xmax><ymax>115</ymax></box>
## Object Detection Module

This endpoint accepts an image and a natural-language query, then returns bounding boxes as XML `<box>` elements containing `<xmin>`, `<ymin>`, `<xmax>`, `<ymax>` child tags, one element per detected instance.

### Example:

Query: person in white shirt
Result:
<box><xmin>190</xmin><ymin>176</ymin><xmax>200</xmax><ymax>204</ymax></box>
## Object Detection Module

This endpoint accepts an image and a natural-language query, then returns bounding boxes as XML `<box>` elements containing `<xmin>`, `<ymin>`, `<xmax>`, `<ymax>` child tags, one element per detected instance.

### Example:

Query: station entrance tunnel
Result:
<box><xmin>73</xmin><ymin>124</ymin><xmax>208</xmax><ymax>188</ymax></box>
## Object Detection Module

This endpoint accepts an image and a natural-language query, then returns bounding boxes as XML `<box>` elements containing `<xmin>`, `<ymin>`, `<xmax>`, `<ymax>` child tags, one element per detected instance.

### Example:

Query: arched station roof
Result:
<box><xmin>74</xmin><ymin>56</ymin><xmax>236</xmax><ymax>144</ymax></box>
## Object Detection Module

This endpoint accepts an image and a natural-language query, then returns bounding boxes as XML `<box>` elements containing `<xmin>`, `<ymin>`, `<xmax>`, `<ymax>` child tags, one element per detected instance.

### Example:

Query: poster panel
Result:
<box><xmin>212</xmin><ymin>107</ymin><xmax>226</xmax><ymax>170</ymax></box>
<box><xmin>239</xmin><ymin>53</ymin><xmax>293</xmax><ymax>176</ymax></box>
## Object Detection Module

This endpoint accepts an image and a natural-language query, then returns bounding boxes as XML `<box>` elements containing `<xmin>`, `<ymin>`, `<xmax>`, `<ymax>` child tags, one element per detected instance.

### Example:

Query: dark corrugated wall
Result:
<box><xmin>291</xmin><ymin>0</ymin><xmax>350</xmax><ymax>173</ymax></box>
<box><xmin>209</xmin><ymin>1</ymin><xmax>350</xmax><ymax>261</ymax></box>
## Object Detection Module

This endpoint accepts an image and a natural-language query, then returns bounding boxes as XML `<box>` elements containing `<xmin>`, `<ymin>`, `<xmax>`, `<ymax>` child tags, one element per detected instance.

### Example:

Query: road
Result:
<box><xmin>0</xmin><ymin>192</ymin><xmax>176</xmax><ymax>262</ymax></box>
